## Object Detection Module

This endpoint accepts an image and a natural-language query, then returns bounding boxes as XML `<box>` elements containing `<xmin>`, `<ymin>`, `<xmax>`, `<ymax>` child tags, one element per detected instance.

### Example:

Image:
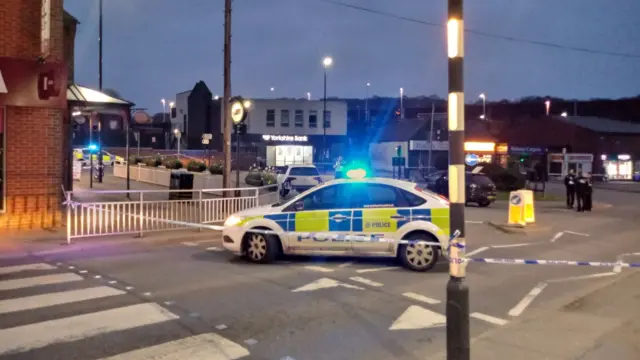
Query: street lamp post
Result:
<box><xmin>479</xmin><ymin>93</ymin><xmax>486</xmax><ymax>120</ymax></box>
<box><xmin>168</xmin><ymin>102</ymin><xmax>175</xmax><ymax>150</ymax></box>
<box><xmin>545</xmin><ymin>100</ymin><xmax>551</xmax><ymax>116</ymax></box>
<box><xmin>400</xmin><ymin>87</ymin><xmax>404</xmax><ymax>119</ymax></box>
<box><xmin>446</xmin><ymin>1</ymin><xmax>470</xmax><ymax>359</ymax></box>
<box><xmin>365</xmin><ymin>82</ymin><xmax>370</xmax><ymax>126</ymax></box>
<box><xmin>174</xmin><ymin>129</ymin><xmax>181</xmax><ymax>157</ymax></box>
<box><xmin>161</xmin><ymin>98</ymin><xmax>167</xmax><ymax>123</ymax></box>
<box><xmin>307</xmin><ymin>92</ymin><xmax>311</xmax><ymax>101</ymax></box>
<box><xmin>322</xmin><ymin>56</ymin><xmax>333</xmax><ymax>163</ymax></box>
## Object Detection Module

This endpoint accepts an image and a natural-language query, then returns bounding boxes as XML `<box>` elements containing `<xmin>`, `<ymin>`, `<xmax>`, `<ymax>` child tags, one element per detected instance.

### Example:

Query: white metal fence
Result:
<box><xmin>65</xmin><ymin>185</ymin><xmax>279</xmax><ymax>242</ymax></box>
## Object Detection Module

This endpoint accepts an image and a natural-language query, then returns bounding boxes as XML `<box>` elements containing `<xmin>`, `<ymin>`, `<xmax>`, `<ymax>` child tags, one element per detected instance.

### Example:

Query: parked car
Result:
<box><xmin>276</xmin><ymin>165</ymin><xmax>324</xmax><ymax>194</ymax></box>
<box><xmin>420</xmin><ymin>171</ymin><xmax>497</xmax><ymax>207</ymax></box>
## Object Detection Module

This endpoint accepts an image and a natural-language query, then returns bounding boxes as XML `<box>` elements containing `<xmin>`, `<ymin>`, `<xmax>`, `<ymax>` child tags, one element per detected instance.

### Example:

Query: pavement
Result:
<box><xmin>0</xmin><ymin>185</ymin><xmax>639</xmax><ymax>359</ymax></box>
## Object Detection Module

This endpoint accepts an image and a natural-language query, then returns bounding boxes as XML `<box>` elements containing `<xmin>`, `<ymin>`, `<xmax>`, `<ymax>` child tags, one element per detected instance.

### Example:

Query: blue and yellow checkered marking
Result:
<box><xmin>264</xmin><ymin>214</ymin><xmax>290</xmax><ymax>231</ymax></box>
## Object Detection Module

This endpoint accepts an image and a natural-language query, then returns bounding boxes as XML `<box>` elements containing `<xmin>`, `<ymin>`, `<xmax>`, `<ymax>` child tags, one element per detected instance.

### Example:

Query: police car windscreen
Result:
<box><xmin>289</xmin><ymin>167</ymin><xmax>320</xmax><ymax>176</ymax></box>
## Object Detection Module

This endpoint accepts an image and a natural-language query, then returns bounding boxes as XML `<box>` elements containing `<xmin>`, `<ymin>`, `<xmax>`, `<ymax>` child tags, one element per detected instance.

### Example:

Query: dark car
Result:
<box><xmin>421</xmin><ymin>171</ymin><xmax>497</xmax><ymax>207</ymax></box>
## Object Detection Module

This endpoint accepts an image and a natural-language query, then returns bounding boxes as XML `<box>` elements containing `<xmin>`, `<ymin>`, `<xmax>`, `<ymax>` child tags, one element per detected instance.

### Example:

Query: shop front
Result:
<box><xmin>601</xmin><ymin>153</ymin><xmax>634</xmax><ymax>180</ymax></box>
<box><xmin>464</xmin><ymin>141</ymin><xmax>496</xmax><ymax>165</ymax></box>
<box><xmin>508</xmin><ymin>145</ymin><xmax>547</xmax><ymax>173</ymax></box>
<box><xmin>548</xmin><ymin>153</ymin><xmax>593</xmax><ymax>177</ymax></box>
<box><xmin>247</xmin><ymin>133</ymin><xmax>346</xmax><ymax>167</ymax></box>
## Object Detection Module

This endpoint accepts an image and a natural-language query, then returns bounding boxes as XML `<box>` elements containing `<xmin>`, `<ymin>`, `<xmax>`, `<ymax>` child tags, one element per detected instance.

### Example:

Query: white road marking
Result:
<box><xmin>206</xmin><ymin>247</ymin><xmax>223</xmax><ymax>252</ymax></box>
<box><xmin>98</xmin><ymin>333</ymin><xmax>250</xmax><ymax>360</ymax></box>
<box><xmin>244</xmin><ymin>339</ymin><xmax>258</xmax><ymax>346</ymax></box>
<box><xmin>109</xmin><ymin>280</ymin><xmax>117</xmax><ymax>284</ymax></box>
<box><xmin>564</xmin><ymin>231</ymin><xmax>589</xmax><ymax>237</ymax></box>
<box><xmin>0</xmin><ymin>286</ymin><xmax>125</xmax><ymax>314</ymax></box>
<box><xmin>0</xmin><ymin>263</ymin><xmax>57</xmax><ymax>275</ymax></box>
<box><xmin>349</xmin><ymin>276</ymin><xmax>383</xmax><ymax>287</ymax></box>
<box><xmin>79</xmin><ymin>270</ymin><xmax>88</xmax><ymax>274</ymax></box>
<box><xmin>292</xmin><ymin>278</ymin><xmax>364</xmax><ymax>292</ymax></box>
<box><xmin>0</xmin><ymin>303</ymin><xmax>179</xmax><ymax>355</ymax></box>
<box><xmin>402</xmin><ymin>292</ymin><xmax>441</xmax><ymax>304</ymax></box>
<box><xmin>182</xmin><ymin>242</ymin><xmax>199</xmax><ymax>247</ymax></box>
<box><xmin>355</xmin><ymin>267</ymin><xmax>400</xmax><ymax>274</ymax></box>
<box><xmin>216</xmin><ymin>324</ymin><xmax>228</xmax><ymax>330</ymax></box>
<box><xmin>389</xmin><ymin>305</ymin><xmax>446</xmax><ymax>330</ymax></box>
<box><xmin>0</xmin><ymin>273</ymin><xmax>83</xmax><ymax>291</ymax></box>
<box><xmin>508</xmin><ymin>282</ymin><xmax>548</xmax><ymax>317</ymax></box>
<box><xmin>338</xmin><ymin>261</ymin><xmax>354</xmax><ymax>268</ymax></box>
<box><xmin>491</xmin><ymin>243</ymin><xmax>532</xmax><ymax>249</ymax></box>
<box><xmin>94</xmin><ymin>275</ymin><xmax>102</xmax><ymax>279</ymax></box>
<box><xmin>465</xmin><ymin>220</ymin><xmax>484</xmax><ymax>224</ymax></box>
<box><xmin>547</xmin><ymin>272</ymin><xmax>617</xmax><ymax>283</ymax></box>
<box><xmin>125</xmin><ymin>286</ymin><xmax>134</xmax><ymax>290</ymax></box>
<box><xmin>466</xmin><ymin>247</ymin><xmax>489</xmax><ymax>257</ymax></box>
<box><xmin>303</xmin><ymin>265</ymin><xmax>334</xmax><ymax>273</ymax></box>
<box><xmin>550</xmin><ymin>232</ymin><xmax>564</xmax><ymax>243</ymax></box>
<box><xmin>470</xmin><ymin>312</ymin><xmax>509</xmax><ymax>326</ymax></box>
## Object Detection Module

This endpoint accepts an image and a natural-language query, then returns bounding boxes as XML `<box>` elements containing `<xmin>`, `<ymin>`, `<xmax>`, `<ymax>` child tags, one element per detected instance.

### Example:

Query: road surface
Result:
<box><xmin>1</xmin><ymin>188</ymin><xmax>638</xmax><ymax>359</ymax></box>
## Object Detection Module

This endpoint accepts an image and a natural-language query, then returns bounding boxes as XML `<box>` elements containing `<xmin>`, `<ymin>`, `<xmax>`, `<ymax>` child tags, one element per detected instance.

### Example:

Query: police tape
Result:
<box><xmin>455</xmin><ymin>257</ymin><xmax>640</xmax><ymax>268</ymax></box>
<box><xmin>65</xmin><ymin>200</ymin><xmax>460</xmax><ymax>251</ymax></box>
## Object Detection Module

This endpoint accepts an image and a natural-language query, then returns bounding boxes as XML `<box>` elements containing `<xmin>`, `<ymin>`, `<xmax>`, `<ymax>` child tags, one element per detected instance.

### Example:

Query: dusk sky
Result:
<box><xmin>65</xmin><ymin>0</ymin><xmax>640</xmax><ymax>112</ymax></box>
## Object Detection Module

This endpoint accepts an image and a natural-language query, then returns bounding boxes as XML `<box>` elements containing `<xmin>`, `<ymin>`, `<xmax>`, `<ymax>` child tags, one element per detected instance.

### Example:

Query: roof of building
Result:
<box><xmin>555</xmin><ymin>116</ymin><xmax>640</xmax><ymax>134</ymax></box>
<box><xmin>369</xmin><ymin>117</ymin><xmax>496</xmax><ymax>143</ymax></box>
<box><xmin>67</xmin><ymin>84</ymin><xmax>134</xmax><ymax>106</ymax></box>
<box><xmin>64</xmin><ymin>11</ymin><xmax>80</xmax><ymax>24</ymax></box>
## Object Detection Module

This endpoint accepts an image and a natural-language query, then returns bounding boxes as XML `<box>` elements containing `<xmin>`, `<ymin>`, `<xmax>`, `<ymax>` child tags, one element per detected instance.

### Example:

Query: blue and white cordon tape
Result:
<box><xmin>64</xmin><ymin>200</ymin><xmax>640</xmax><ymax>269</ymax></box>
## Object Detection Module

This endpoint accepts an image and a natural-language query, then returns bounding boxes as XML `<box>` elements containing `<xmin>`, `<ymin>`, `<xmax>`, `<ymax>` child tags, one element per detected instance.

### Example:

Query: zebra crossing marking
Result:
<box><xmin>0</xmin><ymin>263</ymin><xmax>57</xmax><ymax>275</ymax></box>
<box><xmin>0</xmin><ymin>273</ymin><xmax>84</xmax><ymax>291</ymax></box>
<box><xmin>0</xmin><ymin>286</ymin><xmax>125</xmax><ymax>314</ymax></box>
<box><xmin>0</xmin><ymin>303</ymin><xmax>179</xmax><ymax>355</ymax></box>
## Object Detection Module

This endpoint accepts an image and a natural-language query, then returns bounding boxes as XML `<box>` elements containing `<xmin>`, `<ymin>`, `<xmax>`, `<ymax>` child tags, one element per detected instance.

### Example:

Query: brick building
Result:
<box><xmin>0</xmin><ymin>0</ymin><xmax>75</xmax><ymax>230</ymax></box>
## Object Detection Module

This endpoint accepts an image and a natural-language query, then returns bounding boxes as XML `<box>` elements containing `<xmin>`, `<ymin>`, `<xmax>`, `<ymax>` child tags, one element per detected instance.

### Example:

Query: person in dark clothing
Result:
<box><xmin>583</xmin><ymin>172</ymin><xmax>593</xmax><ymax>211</ymax></box>
<box><xmin>564</xmin><ymin>169</ymin><xmax>577</xmax><ymax>209</ymax></box>
<box><xmin>575</xmin><ymin>171</ymin><xmax>588</xmax><ymax>212</ymax></box>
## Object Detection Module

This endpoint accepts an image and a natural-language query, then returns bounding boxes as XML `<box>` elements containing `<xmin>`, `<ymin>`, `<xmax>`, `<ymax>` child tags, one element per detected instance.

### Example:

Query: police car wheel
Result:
<box><xmin>243</xmin><ymin>232</ymin><xmax>278</xmax><ymax>264</ymax></box>
<box><xmin>398</xmin><ymin>233</ymin><xmax>439</xmax><ymax>272</ymax></box>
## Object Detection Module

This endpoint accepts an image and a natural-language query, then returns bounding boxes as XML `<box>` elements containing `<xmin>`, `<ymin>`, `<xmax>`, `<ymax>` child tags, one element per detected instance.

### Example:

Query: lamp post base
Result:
<box><xmin>446</xmin><ymin>276</ymin><xmax>470</xmax><ymax>360</ymax></box>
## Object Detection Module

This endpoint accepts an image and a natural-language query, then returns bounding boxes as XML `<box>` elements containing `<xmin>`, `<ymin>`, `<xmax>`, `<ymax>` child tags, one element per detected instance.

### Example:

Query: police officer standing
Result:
<box><xmin>583</xmin><ymin>172</ymin><xmax>593</xmax><ymax>211</ymax></box>
<box><xmin>575</xmin><ymin>171</ymin><xmax>588</xmax><ymax>212</ymax></box>
<box><xmin>564</xmin><ymin>169</ymin><xmax>577</xmax><ymax>209</ymax></box>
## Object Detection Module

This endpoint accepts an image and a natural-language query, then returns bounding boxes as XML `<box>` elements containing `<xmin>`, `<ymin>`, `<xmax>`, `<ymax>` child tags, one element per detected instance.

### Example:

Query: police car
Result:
<box><xmin>222</xmin><ymin>170</ymin><xmax>451</xmax><ymax>271</ymax></box>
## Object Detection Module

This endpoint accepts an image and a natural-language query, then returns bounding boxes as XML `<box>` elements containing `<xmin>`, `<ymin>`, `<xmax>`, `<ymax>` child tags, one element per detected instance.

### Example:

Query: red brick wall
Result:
<box><xmin>0</xmin><ymin>0</ymin><xmax>67</xmax><ymax>230</ymax></box>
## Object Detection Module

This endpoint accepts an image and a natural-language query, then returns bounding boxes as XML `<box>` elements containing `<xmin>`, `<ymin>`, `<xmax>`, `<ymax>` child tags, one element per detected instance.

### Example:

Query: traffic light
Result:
<box><xmin>235</xmin><ymin>123</ymin><xmax>247</xmax><ymax>135</ymax></box>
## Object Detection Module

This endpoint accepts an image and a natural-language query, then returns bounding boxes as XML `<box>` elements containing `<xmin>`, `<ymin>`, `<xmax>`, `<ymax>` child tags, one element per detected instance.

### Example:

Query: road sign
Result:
<box><xmin>202</xmin><ymin>139</ymin><xmax>210</xmax><ymax>145</ymax></box>
<box><xmin>202</xmin><ymin>133</ymin><xmax>212</xmax><ymax>140</ymax></box>
<box><xmin>465</xmin><ymin>153</ymin><xmax>479</xmax><ymax>166</ymax></box>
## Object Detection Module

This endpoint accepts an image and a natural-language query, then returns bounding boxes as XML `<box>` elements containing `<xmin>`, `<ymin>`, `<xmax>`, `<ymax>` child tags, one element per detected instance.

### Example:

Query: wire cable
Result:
<box><xmin>314</xmin><ymin>0</ymin><xmax>640</xmax><ymax>60</ymax></box>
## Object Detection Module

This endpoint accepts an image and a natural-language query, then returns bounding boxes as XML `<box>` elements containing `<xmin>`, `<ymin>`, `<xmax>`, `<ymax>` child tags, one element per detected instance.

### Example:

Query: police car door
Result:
<box><xmin>350</xmin><ymin>183</ymin><xmax>407</xmax><ymax>254</ymax></box>
<box><xmin>285</xmin><ymin>184</ymin><xmax>353</xmax><ymax>252</ymax></box>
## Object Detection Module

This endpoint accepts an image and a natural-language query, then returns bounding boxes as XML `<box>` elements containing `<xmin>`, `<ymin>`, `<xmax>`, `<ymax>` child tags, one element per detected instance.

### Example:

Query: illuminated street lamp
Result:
<box><xmin>173</xmin><ymin>128</ymin><xmax>181</xmax><ymax>156</ymax></box>
<box><xmin>322</xmin><ymin>56</ymin><xmax>333</xmax><ymax>162</ymax></box>
<box><xmin>545</xmin><ymin>100</ymin><xmax>551</xmax><ymax>116</ymax></box>
<box><xmin>365</xmin><ymin>82</ymin><xmax>371</xmax><ymax>125</ymax></box>
<box><xmin>400</xmin><ymin>87</ymin><xmax>404</xmax><ymax>119</ymax></box>
<box><xmin>479</xmin><ymin>93</ymin><xmax>486</xmax><ymax>120</ymax></box>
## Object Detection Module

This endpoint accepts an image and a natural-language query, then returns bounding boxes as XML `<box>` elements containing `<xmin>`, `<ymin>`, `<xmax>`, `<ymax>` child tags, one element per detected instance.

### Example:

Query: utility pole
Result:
<box><xmin>97</xmin><ymin>0</ymin><xmax>104</xmax><ymax>183</ymax></box>
<box><xmin>446</xmin><ymin>1</ymin><xmax>470</xmax><ymax>359</ymax></box>
<box><xmin>222</xmin><ymin>0</ymin><xmax>232</xmax><ymax>190</ymax></box>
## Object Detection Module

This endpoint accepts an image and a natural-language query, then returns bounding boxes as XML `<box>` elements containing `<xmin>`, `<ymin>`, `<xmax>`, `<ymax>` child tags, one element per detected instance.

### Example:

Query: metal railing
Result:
<box><xmin>65</xmin><ymin>185</ymin><xmax>279</xmax><ymax>242</ymax></box>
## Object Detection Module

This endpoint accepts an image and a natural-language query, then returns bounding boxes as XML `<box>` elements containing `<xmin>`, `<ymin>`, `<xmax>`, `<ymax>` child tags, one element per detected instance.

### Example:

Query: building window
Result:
<box><xmin>281</xmin><ymin>110</ymin><xmax>290</xmax><ymax>127</ymax></box>
<box><xmin>266</xmin><ymin>109</ymin><xmax>275</xmax><ymax>127</ymax></box>
<box><xmin>309</xmin><ymin>110</ymin><xmax>318</xmax><ymax>128</ymax></box>
<box><xmin>324</xmin><ymin>110</ymin><xmax>331</xmax><ymax>128</ymax></box>
<box><xmin>294</xmin><ymin>110</ymin><xmax>304</xmax><ymax>128</ymax></box>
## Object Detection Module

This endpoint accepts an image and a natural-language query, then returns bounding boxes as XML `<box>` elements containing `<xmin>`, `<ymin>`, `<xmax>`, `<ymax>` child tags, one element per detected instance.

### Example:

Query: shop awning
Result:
<box><xmin>67</xmin><ymin>84</ymin><xmax>134</xmax><ymax>107</ymax></box>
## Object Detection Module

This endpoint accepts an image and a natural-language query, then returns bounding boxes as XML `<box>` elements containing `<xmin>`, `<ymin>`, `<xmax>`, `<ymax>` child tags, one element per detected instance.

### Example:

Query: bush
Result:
<box><xmin>163</xmin><ymin>159</ymin><xmax>183</xmax><ymax>169</ymax></box>
<box><xmin>472</xmin><ymin>163</ymin><xmax>525</xmax><ymax>191</ymax></box>
<box><xmin>186</xmin><ymin>160</ymin><xmax>207</xmax><ymax>172</ymax></box>
<box><xmin>144</xmin><ymin>156</ymin><xmax>162</xmax><ymax>167</ymax></box>
<box><xmin>128</xmin><ymin>156</ymin><xmax>142</xmax><ymax>164</ymax></box>
<box><xmin>208</xmin><ymin>163</ymin><xmax>223</xmax><ymax>175</ymax></box>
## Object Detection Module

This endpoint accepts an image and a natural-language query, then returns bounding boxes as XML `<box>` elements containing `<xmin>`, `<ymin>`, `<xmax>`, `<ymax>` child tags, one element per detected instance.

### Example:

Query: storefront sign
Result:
<box><xmin>509</xmin><ymin>146</ymin><xmax>546</xmax><ymax>155</ymax></box>
<box><xmin>262</xmin><ymin>134</ymin><xmax>308</xmax><ymax>142</ymax></box>
<box><xmin>464</xmin><ymin>142</ymin><xmax>495</xmax><ymax>152</ymax></box>
<box><xmin>409</xmin><ymin>140</ymin><xmax>449</xmax><ymax>151</ymax></box>
<box><xmin>496</xmin><ymin>143</ymin><xmax>509</xmax><ymax>154</ymax></box>
<box><xmin>0</xmin><ymin>57</ymin><xmax>67</xmax><ymax>108</ymax></box>
<box><xmin>618</xmin><ymin>154</ymin><xmax>631</xmax><ymax>161</ymax></box>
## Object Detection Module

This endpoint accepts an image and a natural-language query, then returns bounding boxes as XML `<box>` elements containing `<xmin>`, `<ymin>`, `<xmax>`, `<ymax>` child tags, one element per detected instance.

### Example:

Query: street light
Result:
<box><xmin>479</xmin><ymin>93</ymin><xmax>486</xmax><ymax>120</ymax></box>
<box><xmin>161</xmin><ymin>98</ymin><xmax>167</xmax><ymax>124</ymax></box>
<box><xmin>561</xmin><ymin>111</ymin><xmax>568</xmax><ymax>117</ymax></box>
<box><xmin>307</xmin><ymin>92</ymin><xmax>311</xmax><ymax>101</ymax></box>
<box><xmin>173</xmin><ymin>128</ymin><xmax>181</xmax><ymax>156</ymax></box>
<box><xmin>400</xmin><ymin>87</ymin><xmax>404</xmax><ymax>119</ymax></box>
<box><xmin>365</xmin><ymin>82</ymin><xmax>370</xmax><ymax>125</ymax></box>
<box><xmin>446</xmin><ymin>0</ymin><xmax>469</xmax><ymax>359</ymax></box>
<box><xmin>243</xmin><ymin>100</ymin><xmax>252</xmax><ymax>109</ymax></box>
<box><xmin>322</xmin><ymin>56</ymin><xmax>333</xmax><ymax>163</ymax></box>
<box><xmin>545</xmin><ymin>100</ymin><xmax>551</xmax><ymax>116</ymax></box>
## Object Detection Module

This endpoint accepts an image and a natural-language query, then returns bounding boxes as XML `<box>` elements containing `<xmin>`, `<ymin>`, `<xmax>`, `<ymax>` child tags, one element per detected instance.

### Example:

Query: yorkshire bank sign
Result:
<box><xmin>0</xmin><ymin>57</ymin><xmax>67</xmax><ymax>108</ymax></box>
<box><xmin>262</xmin><ymin>134</ymin><xmax>308</xmax><ymax>142</ymax></box>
